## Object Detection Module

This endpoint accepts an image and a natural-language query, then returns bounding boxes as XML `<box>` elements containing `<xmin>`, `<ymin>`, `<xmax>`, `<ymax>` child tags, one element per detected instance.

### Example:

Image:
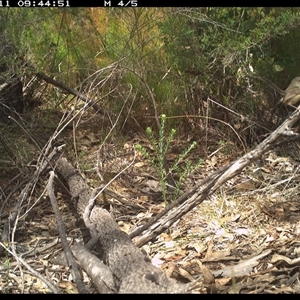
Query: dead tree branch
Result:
<box><xmin>0</xmin><ymin>242</ymin><xmax>61</xmax><ymax>294</ymax></box>
<box><xmin>55</xmin><ymin>155</ymin><xmax>187</xmax><ymax>293</ymax></box>
<box><xmin>47</xmin><ymin>171</ymin><xmax>88</xmax><ymax>294</ymax></box>
<box><xmin>131</xmin><ymin>105</ymin><xmax>300</xmax><ymax>247</ymax></box>
<box><xmin>0</xmin><ymin>144</ymin><xmax>64</xmax><ymax>244</ymax></box>
<box><xmin>35</xmin><ymin>72</ymin><xmax>107</xmax><ymax>115</ymax></box>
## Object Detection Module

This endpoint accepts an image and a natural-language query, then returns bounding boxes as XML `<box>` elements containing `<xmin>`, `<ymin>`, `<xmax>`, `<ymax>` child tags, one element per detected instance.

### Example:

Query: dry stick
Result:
<box><xmin>131</xmin><ymin>104</ymin><xmax>300</xmax><ymax>247</ymax></box>
<box><xmin>70</xmin><ymin>243</ymin><xmax>117</xmax><ymax>293</ymax></box>
<box><xmin>0</xmin><ymin>130</ymin><xmax>17</xmax><ymax>163</ymax></box>
<box><xmin>256</xmin><ymin>76</ymin><xmax>285</xmax><ymax>95</ymax></box>
<box><xmin>1</xmin><ymin>147</ymin><xmax>64</xmax><ymax>292</ymax></box>
<box><xmin>0</xmin><ymin>175</ymin><xmax>32</xmax><ymax>219</ymax></box>
<box><xmin>8</xmin><ymin>116</ymin><xmax>42</xmax><ymax>150</ymax></box>
<box><xmin>55</xmin><ymin>156</ymin><xmax>187</xmax><ymax>293</ymax></box>
<box><xmin>0</xmin><ymin>242</ymin><xmax>61</xmax><ymax>294</ymax></box>
<box><xmin>47</xmin><ymin>171</ymin><xmax>88</xmax><ymax>294</ymax></box>
<box><xmin>1</xmin><ymin>145</ymin><xmax>64</xmax><ymax>243</ymax></box>
<box><xmin>82</xmin><ymin>187</ymin><xmax>102</xmax><ymax>250</ymax></box>
<box><xmin>85</xmin><ymin>149</ymin><xmax>137</xmax><ymax>249</ymax></box>
<box><xmin>207</xmin><ymin>97</ymin><xmax>271</xmax><ymax>133</ymax></box>
<box><xmin>35</xmin><ymin>72</ymin><xmax>107</xmax><ymax>115</ymax></box>
<box><xmin>129</xmin><ymin>165</ymin><xmax>227</xmax><ymax>239</ymax></box>
<box><xmin>104</xmin><ymin>188</ymin><xmax>145</xmax><ymax>210</ymax></box>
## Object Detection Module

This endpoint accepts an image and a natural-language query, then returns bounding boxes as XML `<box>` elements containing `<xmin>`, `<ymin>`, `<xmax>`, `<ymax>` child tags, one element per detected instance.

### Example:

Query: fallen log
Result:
<box><xmin>55</xmin><ymin>155</ymin><xmax>187</xmax><ymax>293</ymax></box>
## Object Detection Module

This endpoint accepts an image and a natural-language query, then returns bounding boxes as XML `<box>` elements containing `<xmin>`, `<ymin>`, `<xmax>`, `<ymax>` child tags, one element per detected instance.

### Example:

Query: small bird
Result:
<box><xmin>280</xmin><ymin>76</ymin><xmax>300</xmax><ymax>106</ymax></box>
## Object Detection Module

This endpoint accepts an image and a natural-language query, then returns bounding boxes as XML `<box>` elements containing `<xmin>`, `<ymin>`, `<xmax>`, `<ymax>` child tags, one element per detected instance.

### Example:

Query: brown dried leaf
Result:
<box><xmin>197</xmin><ymin>260</ymin><xmax>215</xmax><ymax>284</ymax></box>
<box><xmin>178</xmin><ymin>267</ymin><xmax>195</xmax><ymax>282</ymax></box>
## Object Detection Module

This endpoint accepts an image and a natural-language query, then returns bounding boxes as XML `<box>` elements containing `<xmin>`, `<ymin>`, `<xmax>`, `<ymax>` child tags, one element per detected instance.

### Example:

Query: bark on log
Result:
<box><xmin>55</xmin><ymin>156</ymin><xmax>187</xmax><ymax>293</ymax></box>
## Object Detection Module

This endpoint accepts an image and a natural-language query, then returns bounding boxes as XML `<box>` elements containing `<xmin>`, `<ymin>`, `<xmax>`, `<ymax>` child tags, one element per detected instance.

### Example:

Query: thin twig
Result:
<box><xmin>47</xmin><ymin>171</ymin><xmax>88</xmax><ymax>294</ymax></box>
<box><xmin>0</xmin><ymin>242</ymin><xmax>61</xmax><ymax>294</ymax></box>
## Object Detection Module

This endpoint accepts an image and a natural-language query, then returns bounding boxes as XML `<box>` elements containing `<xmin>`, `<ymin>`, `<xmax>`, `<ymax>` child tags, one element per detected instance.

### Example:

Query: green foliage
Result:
<box><xmin>2</xmin><ymin>8</ymin><xmax>300</xmax><ymax>144</ymax></box>
<box><xmin>135</xmin><ymin>114</ymin><xmax>202</xmax><ymax>203</ymax></box>
<box><xmin>0</xmin><ymin>9</ymin><xmax>103</xmax><ymax>81</ymax></box>
<box><xmin>161</xmin><ymin>8</ymin><xmax>300</xmax><ymax>80</ymax></box>
<box><xmin>157</xmin><ymin>8</ymin><xmax>300</xmax><ymax>142</ymax></box>
<box><xmin>101</xmin><ymin>8</ymin><xmax>181</xmax><ymax>121</ymax></box>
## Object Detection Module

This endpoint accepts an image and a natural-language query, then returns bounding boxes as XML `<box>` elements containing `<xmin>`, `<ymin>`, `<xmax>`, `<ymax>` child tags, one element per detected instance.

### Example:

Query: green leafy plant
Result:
<box><xmin>135</xmin><ymin>114</ymin><xmax>202</xmax><ymax>203</ymax></box>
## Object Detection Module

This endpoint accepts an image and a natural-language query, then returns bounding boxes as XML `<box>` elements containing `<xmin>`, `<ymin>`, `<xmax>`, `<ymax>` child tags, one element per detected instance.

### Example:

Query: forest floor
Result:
<box><xmin>1</xmin><ymin>110</ymin><xmax>300</xmax><ymax>293</ymax></box>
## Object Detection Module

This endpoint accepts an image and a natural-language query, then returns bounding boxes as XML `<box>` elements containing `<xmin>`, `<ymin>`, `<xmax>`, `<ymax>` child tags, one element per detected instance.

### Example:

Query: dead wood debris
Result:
<box><xmin>55</xmin><ymin>155</ymin><xmax>187</xmax><ymax>293</ymax></box>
